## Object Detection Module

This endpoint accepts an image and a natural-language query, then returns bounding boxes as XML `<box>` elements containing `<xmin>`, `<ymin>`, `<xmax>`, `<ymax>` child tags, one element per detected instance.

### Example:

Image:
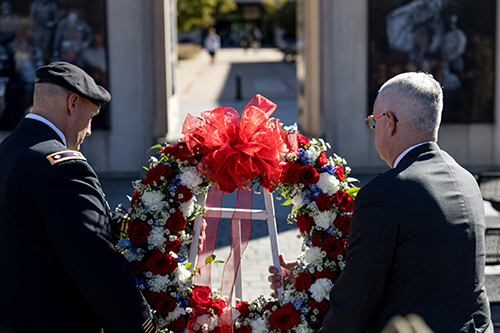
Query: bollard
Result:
<box><xmin>236</xmin><ymin>72</ymin><xmax>242</xmax><ymax>100</ymax></box>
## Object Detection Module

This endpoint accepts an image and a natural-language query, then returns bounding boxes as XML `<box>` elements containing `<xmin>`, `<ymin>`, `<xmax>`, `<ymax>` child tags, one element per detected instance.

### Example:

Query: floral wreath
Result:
<box><xmin>116</xmin><ymin>95</ymin><xmax>359</xmax><ymax>333</ymax></box>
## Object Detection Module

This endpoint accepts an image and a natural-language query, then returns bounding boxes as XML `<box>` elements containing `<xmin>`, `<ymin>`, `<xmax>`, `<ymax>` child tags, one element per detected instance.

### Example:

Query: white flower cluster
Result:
<box><xmin>309</xmin><ymin>278</ymin><xmax>334</xmax><ymax>302</ymax></box>
<box><xmin>316</xmin><ymin>173</ymin><xmax>340</xmax><ymax>196</ymax></box>
<box><xmin>180</xmin><ymin>166</ymin><xmax>204</xmax><ymax>193</ymax></box>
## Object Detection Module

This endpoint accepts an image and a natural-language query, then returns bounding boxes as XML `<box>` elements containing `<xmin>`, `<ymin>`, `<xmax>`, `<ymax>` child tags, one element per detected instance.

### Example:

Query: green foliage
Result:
<box><xmin>261</xmin><ymin>0</ymin><xmax>296</xmax><ymax>36</ymax></box>
<box><xmin>177</xmin><ymin>0</ymin><xmax>237</xmax><ymax>32</ymax></box>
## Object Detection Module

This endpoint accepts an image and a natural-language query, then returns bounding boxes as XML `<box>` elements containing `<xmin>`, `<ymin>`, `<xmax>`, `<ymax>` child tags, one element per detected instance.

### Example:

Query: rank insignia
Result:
<box><xmin>46</xmin><ymin>150</ymin><xmax>86</xmax><ymax>165</ymax></box>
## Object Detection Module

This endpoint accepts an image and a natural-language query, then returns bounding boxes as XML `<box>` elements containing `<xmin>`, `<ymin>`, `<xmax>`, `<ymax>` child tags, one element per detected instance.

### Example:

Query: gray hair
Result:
<box><xmin>377</xmin><ymin>72</ymin><xmax>443</xmax><ymax>139</ymax></box>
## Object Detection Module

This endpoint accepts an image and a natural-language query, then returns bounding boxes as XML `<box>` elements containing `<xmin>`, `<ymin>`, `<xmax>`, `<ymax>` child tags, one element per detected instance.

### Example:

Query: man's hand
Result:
<box><xmin>267</xmin><ymin>254</ymin><xmax>299</xmax><ymax>291</ymax></box>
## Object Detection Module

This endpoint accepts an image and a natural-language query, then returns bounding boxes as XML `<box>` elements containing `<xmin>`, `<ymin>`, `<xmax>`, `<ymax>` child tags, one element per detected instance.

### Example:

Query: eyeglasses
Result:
<box><xmin>365</xmin><ymin>113</ymin><xmax>398</xmax><ymax>130</ymax></box>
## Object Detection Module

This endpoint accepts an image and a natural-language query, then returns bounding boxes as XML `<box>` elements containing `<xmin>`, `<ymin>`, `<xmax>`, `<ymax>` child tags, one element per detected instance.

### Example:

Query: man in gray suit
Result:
<box><xmin>269</xmin><ymin>72</ymin><xmax>493</xmax><ymax>332</ymax></box>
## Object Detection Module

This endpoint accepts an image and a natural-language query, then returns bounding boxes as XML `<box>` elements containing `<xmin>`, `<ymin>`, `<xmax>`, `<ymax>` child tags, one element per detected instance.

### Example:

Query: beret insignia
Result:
<box><xmin>46</xmin><ymin>150</ymin><xmax>86</xmax><ymax>165</ymax></box>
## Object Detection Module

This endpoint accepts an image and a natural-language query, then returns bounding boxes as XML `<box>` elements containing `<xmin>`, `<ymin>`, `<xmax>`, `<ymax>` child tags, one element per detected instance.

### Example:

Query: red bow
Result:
<box><xmin>182</xmin><ymin>95</ymin><xmax>287</xmax><ymax>193</ymax></box>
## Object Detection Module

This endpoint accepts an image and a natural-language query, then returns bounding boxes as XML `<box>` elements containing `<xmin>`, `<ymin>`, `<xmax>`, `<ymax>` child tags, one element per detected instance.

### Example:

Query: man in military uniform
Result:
<box><xmin>0</xmin><ymin>62</ymin><xmax>158</xmax><ymax>333</ymax></box>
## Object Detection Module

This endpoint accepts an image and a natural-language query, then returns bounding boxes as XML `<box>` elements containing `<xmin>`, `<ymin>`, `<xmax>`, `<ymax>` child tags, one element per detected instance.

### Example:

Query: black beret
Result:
<box><xmin>35</xmin><ymin>61</ymin><xmax>111</xmax><ymax>107</ymax></box>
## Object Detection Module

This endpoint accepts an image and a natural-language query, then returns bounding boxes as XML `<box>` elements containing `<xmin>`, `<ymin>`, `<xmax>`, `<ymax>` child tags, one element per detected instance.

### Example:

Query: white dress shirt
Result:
<box><xmin>393</xmin><ymin>141</ymin><xmax>432</xmax><ymax>168</ymax></box>
<box><xmin>25</xmin><ymin>113</ymin><xmax>67</xmax><ymax>146</ymax></box>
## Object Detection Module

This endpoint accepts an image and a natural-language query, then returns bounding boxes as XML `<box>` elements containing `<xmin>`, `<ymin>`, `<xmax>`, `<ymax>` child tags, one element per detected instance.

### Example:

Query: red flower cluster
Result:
<box><xmin>162</xmin><ymin>141</ymin><xmax>196</xmax><ymax>163</ymax></box>
<box><xmin>332</xmin><ymin>190</ymin><xmax>354</xmax><ymax>213</ymax></box>
<box><xmin>127</xmin><ymin>220</ymin><xmax>152</xmax><ymax>247</ymax></box>
<box><xmin>146</xmin><ymin>250</ymin><xmax>178</xmax><ymax>275</ymax></box>
<box><xmin>268</xmin><ymin>303</ymin><xmax>301</xmax><ymax>331</ymax></box>
<box><xmin>190</xmin><ymin>285</ymin><xmax>227</xmax><ymax>312</ymax></box>
<box><xmin>142</xmin><ymin>163</ymin><xmax>172</xmax><ymax>185</ymax></box>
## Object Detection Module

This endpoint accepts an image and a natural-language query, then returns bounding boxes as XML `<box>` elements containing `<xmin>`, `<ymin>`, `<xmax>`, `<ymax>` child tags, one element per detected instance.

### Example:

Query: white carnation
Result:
<box><xmin>166</xmin><ymin>305</ymin><xmax>187</xmax><ymax>322</ymax></box>
<box><xmin>250</xmin><ymin>318</ymin><xmax>269</xmax><ymax>333</ymax></box>
<box><xmin>295</xmin><ymin>322</ymin><xmax>313</xmax><ymax>333</ymax></box>
<box><xmin>122</xmin><ymin>250</ymin><xmax>139</xmax><ymax>262</ymax></box>
<box><xmin>174</xmin><ymin>265</ymin><xmax>192</xmax><ymax>284</ymax></box>
<box><xmin>148</xmin><ymin>274</ymin><xmax>170</xmax><ymax>292</ymax></box>
<box><xmin>180</xmin><ymin>198</ymin><xmax>195</xmax><ymax>218</ymax></box>
<box><xmin>316</xmin><ymin>173</ymin><xmax>339</xmax><ymax>196</ymax></box>
<box><xmin>291</xmin><ymin>191</ymin><xmax>305</xmax><ymax>209</ymax></box>
<box><xmin>141</xmin><ymin>190</ymin><xmax>165</xmax><ymax>210</ymax></box>
<box><xmin>147</xmin><ymin>227</ymin><xmax>166</xmax><ymax>249</ymax></box>
<box><xmin>180</xmin><ymin>167</ymin><xmax>203</xmax><ymax>191</ymax></box>
<box><xmin>305</xmin><ymin>247</ymin><xmax>323</xmax><ymax>266</ymax></box>
<box><xmin>309</xmin><ymin>278</ymin><xmax>334</xmax><ymax>302</ymax></box>
<box><xmin>313</xmin><ymin>210</ymin><xmax>337</xmax><ymax>230</ymax></box>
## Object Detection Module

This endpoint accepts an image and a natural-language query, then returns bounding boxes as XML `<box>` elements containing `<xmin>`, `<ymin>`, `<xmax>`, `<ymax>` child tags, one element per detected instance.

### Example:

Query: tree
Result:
<box><xmin>261</xmin><ymin>0</ymin><xmax>296</xmax><ymax>37</ymax></box>
<box><xmin>177</xmin><ymin>0</ymin><xmax>237</xmax><ymax>33</ymax></box>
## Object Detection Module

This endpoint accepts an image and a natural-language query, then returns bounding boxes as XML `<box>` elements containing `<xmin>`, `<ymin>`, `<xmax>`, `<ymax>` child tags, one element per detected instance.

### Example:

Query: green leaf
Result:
<box><xmin>282</xmin><ymin>199</ymin><xmax>292</xmax><ymax>206</ymax></box>
<box><xmin>213</xmin><ymin>260</ymin><xmax>225</xmax><ymax>264</ymax></box>
<box><xmin>346</xmin><ymin>187</ymin><xmax>360</xmax><ymax>197</ymax></box>
<box><xmin>185</xmin><ymin>262</ymin><xmax>192</xmax><ymax>269</ymax></box>
<box><xmin>148</xmin><ymin>144</ymin><xmax>163</xmax><ymax>152</ymax></box>
<box><xmin>142</xmin><ymin>166</ymin><xmax>149</xmax><ymax>171</ymax></box>
<box><xmin>205</xmin><ymin>254</ymin><xmax>216</xmax><ymax>264</ymax></box>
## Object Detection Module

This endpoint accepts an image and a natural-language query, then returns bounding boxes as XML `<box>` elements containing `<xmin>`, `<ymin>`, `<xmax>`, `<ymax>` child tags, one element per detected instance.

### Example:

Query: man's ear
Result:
<box><xmin>386</xmin><ymin>111</ymin><xmax>397</xmax><ymax>137</ymax></box>
<box><xmin>67</xmin><ymin>93</ymin><xmax>79</xmax><ymax>116</ymax></box>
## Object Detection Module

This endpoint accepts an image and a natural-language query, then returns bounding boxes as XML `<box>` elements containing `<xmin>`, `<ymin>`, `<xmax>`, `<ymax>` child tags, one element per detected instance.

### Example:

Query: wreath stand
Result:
<box><xmin>188</xmin><ymin>189</ymin><xmax>284</xmax><ymax>299</ymax></box>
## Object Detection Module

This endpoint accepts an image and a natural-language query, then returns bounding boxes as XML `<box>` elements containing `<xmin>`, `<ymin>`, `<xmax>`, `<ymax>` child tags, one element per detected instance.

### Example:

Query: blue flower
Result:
<box><xmin>292</xmin><ymin>299</ymin><xmax>303</xmax><ymax>309</ymax></box>
<box><xmin>321</xmin><ymin>164</ymin><xmax>337</xmax><ymax>175</ymax></box>
<box><xmin>177</xmin><ymin>256</ymin><xmax>188</xmax><ymax>263</ymax></box>
<box><xmin>310</xmin><ymin>184</ymin><xmax>321</xmax><ymax>199</ymax></box>
<box><xmin>118</xmin><ymin>238</ymin><xmax>132</xmax><ymax>248</ymax></box>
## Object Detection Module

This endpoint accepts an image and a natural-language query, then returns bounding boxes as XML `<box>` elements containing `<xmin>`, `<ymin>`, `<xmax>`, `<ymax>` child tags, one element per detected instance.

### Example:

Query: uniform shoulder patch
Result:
<box><xmin>46</xmin><ymin>150</ymin><xmax>86</xmax><ymax>165</ymax></box>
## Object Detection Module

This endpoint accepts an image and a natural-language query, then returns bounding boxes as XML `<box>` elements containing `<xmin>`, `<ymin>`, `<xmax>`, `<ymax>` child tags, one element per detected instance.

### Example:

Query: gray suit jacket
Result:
<box><xmin>322</xmin><ymin>143</ymin><xmax>492</xmax><ymax>333</ymax></box>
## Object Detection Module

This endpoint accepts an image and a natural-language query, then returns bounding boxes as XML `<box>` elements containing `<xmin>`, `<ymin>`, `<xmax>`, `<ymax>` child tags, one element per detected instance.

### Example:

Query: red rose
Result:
<box><xmin>261</xmin><ymin>301</ymin><xmax>277</xmax><ymax>314</ymax></box>
<box><xmin>166</xmin><ymin>211</ymin><xmax>187</xmax><ymax>233</ymax></box>
<box><xmin>294</xmin><ymin>271</ymin><xmax>313</xmax><ymax>292</ymax></box>
<box><xmin>162</xmin><ymin>141</ymin><xmax>195</xmax><ymax>163</ymax></box>
<box><xmin>321</xmin><ymin>236</ymin><xmax>346</xmax><ymax>259</ymax></box>
<box><xmin>235</xmin><ymin>301</ymin><xmax>251</xmax><ymax>318</ymax></box>
<box><xmin>142</xmin><ymin>163</ymin><xmax>172</xmax><ymax>185</ymax></box>
<box><xmin>299</xmin><ymin>165</ymin><xmax>320</xmax><ymax>185</ymax></box>
<box><xmin>169</xmin><ymin>317</ymin><xmax>187</xmax><ymax>333</ymax></box>
<box><xmin>296</xmin><ymin>215</ymin><xmax>314</xmax><ymax>234</ymax></box>
<box><xmin>332</xmin><ymin>190</ymin><xmax>354</xmax><ymax>213</ymax></box>
<box><xmin>211</xmin><ymin>298</ymin><xmax>227</xmax><ymax>315</ymax></box>
<box><xmin>146</xmin><ymin>250</ymin><xmax>178</xmax><ymax>275</ymax></box>
<box><xmin>165</xmin><ymin>236</ymin><xmax>182</xmax><ymax>253</ymax></box>
<box><xmin>316</xmin><ymin>268</ymin><xmax>340</xmax><ymax>283</ymax></box>
<box><xmin>334</xmin><ymin>215</ymin><xmax>351</xmax><ymax>236</ymax></box>
<box><xmin>235</xmin><ymin>326</ymin><xmax>252</xmax><ymax>333</ymax></box>
<box><xmin>175</xmin><ymin>185</ymin><xmax>193</xmax><ymax>203</ymax></box>
<box><xmin>316</xmin><ymin>151</ymin><xmax>328</xmax><ymax>167</ymax></box>
<box><xmin>314</xmin><ymin>193</ymin><xmax>332</xmax><ymax>211</ymax></box>
<box><xmin>308</xmin><ymin>299</ymin><xmax>330</xmax><ymax>325</ymax></box>
<box><xmin>312</xmin><ymin>234</ymin><xmax>322</xmax><ymax>247</ymax></box>
<box><xmin>268</xmin><ymin>303</ymin><xmax>301</xmax><ymax>330</ymax></box>
<box><xmin>130</xmin><ymin>260</ymin><xmax>146</xmax><ymax>277</ymax></box>
<box><xmin>297</xmin><ymin>133</ymin><xmax>310</xmax><ymax>147</ymax></box>
<box><xmin>130</xmin><ymin>190</ymin><xmax>141</xmax><ymax>208</ymax></box>
<box><xmin>335</xmin><ymin>165</ymin><xmax>345</xmax><ymax>181</ymax></box>
<box><xmin>127</xmin><ymin>220</ymin><xmax>152</xmax><ymax>247</ymax></box>
<box><xmin>190</xmin><ymin>285</ymin><xmax>212</xmax><ymax>310</ymax></box>
<box><xmin>282</xmin><ymin>162</ymin><xmax>301</xmax><ymax>184</ymax></box>
<box><xmin>155</xmin><ymin>294</ymin><xmax>177</xmax><ymax>316</ymax></box>
<box><xmin>146</xmin><ymin>291</ymin><xmax>177</xmax><ymax>315</ymax></box>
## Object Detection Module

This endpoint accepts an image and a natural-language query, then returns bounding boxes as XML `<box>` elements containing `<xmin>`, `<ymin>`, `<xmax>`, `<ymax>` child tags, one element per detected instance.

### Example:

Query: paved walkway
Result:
<box><xmin>102</xmin><ymin>47</ymin><xmax>500</xmax><ymax>327</ymax></box>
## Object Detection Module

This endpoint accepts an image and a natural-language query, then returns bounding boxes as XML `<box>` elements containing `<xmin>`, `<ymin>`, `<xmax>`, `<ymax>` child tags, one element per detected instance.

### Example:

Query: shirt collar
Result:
<box><xmin>392</xmin><ymin>141</ymin><xmax>431</xmax><ymax>168</ymax></box>
<box><xmin>25</xmin><ymin>113</ymin><xmax>67</xmax><ymax>146</ymax></box>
